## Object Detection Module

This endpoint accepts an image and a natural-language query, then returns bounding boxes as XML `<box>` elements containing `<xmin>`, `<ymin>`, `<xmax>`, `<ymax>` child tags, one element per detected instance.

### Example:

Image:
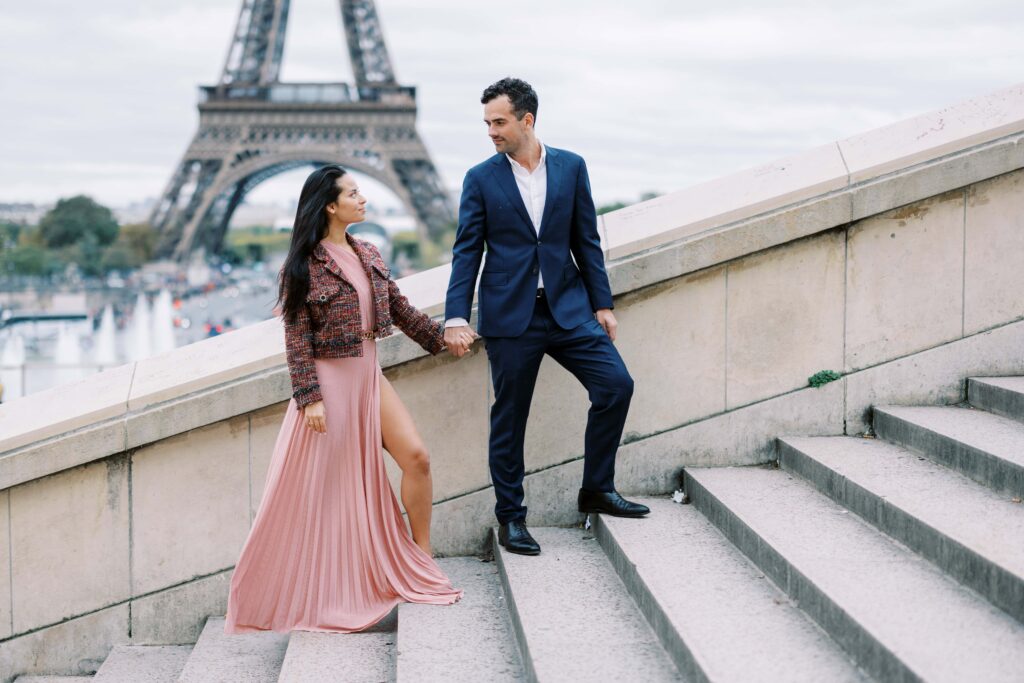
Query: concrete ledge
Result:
<box><xmin>3</xmin><ymin>83</ymin><xmax>1024</xmax><ymax>492</ymax></box>
<box><xmin>839</xmin><ymin>82</ymin><xmax>1024</xmax><ymax>183</ymax></box>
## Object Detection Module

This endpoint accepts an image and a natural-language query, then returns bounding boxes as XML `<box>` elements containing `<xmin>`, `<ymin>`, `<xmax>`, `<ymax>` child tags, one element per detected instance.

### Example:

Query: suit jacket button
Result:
<box><xmin>532</xmin><ymin>267</ymin><xmax>538</xmax><ymax>274</ymax></box>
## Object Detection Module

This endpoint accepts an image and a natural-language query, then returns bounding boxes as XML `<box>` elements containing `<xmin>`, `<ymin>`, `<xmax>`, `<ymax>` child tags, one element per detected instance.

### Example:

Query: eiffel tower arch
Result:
<box><xmin>151</xmin><ymin>0</ymin><xmax>454</xmax><ymax>260</ymax></box>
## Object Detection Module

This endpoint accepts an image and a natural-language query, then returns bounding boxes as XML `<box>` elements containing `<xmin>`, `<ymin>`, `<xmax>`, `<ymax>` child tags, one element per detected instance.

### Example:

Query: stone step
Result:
<box><xmin>779</xmin><ymin>436</ymin><xmax>1024</xmax><ymax>623</ymax></box>
<box><xmin>594</xmin><ymin>498</ymin><xmax>868</xmax><ymax>683</ymax></box>
<box><xmin>685</xmin><ymin>466</ymin><xmax>1024</xmax><ymax>683</ymax></box>
<box><xmin>12</xmin><ymin>678</ymin><xmax>94</xmax><ymax>682</ymax></box>
<box><xmin>176</xmin><ymin>616</ymin><xmax>289</xmax><ymax>683</ymax></box>
<box><xmin>277</xmin><ymin>630</ymin><xmax>395</xmax><ymax>682</ymax></box>
<box><xmin>90</xmin><ymin>645</ymin><xmax>191</xmax><ymax>683</ymax></box>
<box><xmin>873</xmin><ymin>405</ymin><xmax>1024</xmax><ymax>498</ymax></box>
<box><xmin>396</xmin><ymin>557</ymin><xmax>524</xmax><ymax>682</ymax></box>
<box><xmin>493</xmin><ymin>526</ymin><xmax>682</xmax><ymax>682</ymax></box>
<box><xmin>969</xmin><ymin>376</ymin><xmax>1024</xmax><ymax>424</ymax></box>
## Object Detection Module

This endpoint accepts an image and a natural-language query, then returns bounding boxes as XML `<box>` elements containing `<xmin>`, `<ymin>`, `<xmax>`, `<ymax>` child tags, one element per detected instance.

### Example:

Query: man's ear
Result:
<box><xmin>522</xmin><ymin>112</ymin><xmax>535</xmax><ymax>129</ymax></box>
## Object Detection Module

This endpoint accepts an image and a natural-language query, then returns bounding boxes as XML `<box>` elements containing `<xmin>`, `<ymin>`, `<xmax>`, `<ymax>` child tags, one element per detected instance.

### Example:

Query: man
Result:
<box><xmin>444</xmin><ymin>77</ymin><xmax>649</xmax><ymax>556</ymax></box>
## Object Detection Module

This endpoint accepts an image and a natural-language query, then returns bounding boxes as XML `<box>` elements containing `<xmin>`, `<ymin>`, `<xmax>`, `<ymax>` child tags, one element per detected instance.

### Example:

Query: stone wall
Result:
<box><xmin>2</xmin><ymin>83</ymin><xmax>1024</xmax><ymax>680</ymax></box>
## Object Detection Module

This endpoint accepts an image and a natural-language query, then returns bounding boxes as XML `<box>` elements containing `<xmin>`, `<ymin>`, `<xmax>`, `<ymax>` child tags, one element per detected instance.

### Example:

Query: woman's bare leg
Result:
<box><xmin>380</xmin><ymin>374</ymin><xmax>434</xmax><ymax>555</ymax></box>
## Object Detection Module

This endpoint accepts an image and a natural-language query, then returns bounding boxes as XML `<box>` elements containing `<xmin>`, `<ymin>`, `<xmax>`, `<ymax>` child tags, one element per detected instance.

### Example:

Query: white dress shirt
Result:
<box><xmin>446</xmin><ymin>141</ymin><xmax>547</xmax><ymax>328</ymax></box>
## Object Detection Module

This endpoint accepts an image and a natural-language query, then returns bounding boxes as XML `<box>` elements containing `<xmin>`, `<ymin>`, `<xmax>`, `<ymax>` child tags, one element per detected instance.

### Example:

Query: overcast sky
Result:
<box><xmin>2</xmin><ymin>0</ymin><xmax>1023</xmax><ymax>211</ymax></box>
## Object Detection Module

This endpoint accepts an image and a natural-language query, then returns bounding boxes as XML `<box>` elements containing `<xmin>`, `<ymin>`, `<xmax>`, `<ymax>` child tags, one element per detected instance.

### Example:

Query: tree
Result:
<box><xmin>39</xmin><ymin>195</ymin><xmax>119</xmax><ymax>249</ymax></box>
<box><xmin>0</xmin><ymin>221</ymin><xmax>21</xmax><ymax>250</ymax></box>
<box><xmin>5</xmin><ymin>245</ymin><xmax>62</xmax><ymax>277</ymax></box>
<box><xmin>102</xmin><ymin>222</ymin><xmax>157</xmax><ymax>271</ymax></box>
<box><xmin>597</xmin><ymin>201</ymin><xmax>627</xmax><ymax>216</ymax></box>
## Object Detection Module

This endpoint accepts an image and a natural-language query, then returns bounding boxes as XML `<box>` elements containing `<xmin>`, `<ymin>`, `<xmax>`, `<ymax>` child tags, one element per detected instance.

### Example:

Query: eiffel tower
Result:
<box><xmin>150</xmin><ymin>0</ymin><xmax>453</xmax><ymax>260</ymax></box>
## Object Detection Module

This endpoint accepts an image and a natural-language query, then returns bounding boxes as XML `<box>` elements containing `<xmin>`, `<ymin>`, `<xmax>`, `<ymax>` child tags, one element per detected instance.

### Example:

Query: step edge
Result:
<box><xmin>872</xmin><ymin>408</ymin><xmax>1024</xmax><ymax>497</ymax></box>
<box><xmin>683</xmin><ymin>468</ymin><xmax>918</xmax><ymax>683</ymax></box>
<box><xmin>777</xmin><ymin>438</ymin><xmax>1024</xmax><ymax>624</ymax></box>
<box><xmin>592</xmin><ymin>511</ymin><xmax>711</xmax><ymax>683</ymax></box>
<box><xmin>491</xmin><ymin>529</ymin><xmax>540</xmax><ymax>683</ymax></box>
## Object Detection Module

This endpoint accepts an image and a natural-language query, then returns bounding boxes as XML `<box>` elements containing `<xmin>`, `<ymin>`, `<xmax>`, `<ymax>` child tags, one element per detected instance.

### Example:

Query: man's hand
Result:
<box><xmin>595</xmin><ymin>309</ymin><xmax>618</xmax><ymax>341</ymax></box>
<box><xmin>303</xmin><ymin>400</ymin><xmax>326</xmax><ymax>433</ymax></box>
<box><xmin>444</xmin><ymin>325</ymin><xmax>479</xmax><ymax>358</ymax></box>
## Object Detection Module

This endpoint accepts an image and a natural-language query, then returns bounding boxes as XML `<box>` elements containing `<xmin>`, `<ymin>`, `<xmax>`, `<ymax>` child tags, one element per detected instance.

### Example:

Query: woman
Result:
<box><xmin>224</xmin><ymin>165</ymin><xmax>464</xmax><ymax>634</ymax></box>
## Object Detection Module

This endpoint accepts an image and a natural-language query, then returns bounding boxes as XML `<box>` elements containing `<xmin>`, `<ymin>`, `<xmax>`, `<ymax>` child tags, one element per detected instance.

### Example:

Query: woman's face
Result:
<box><xmin>327</xmin><ymin>174</ymin><xmax>367</xmax><ymax>225</ymax></box>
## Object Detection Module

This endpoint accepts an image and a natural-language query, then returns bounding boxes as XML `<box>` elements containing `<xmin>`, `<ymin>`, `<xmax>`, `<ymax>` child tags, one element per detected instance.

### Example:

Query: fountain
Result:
<box><xmin>130</xmin><ymin>292</ymin><xmax>152</xmax><ymax>361</ymax></box>
<box><xmin>94</xmin><ymin>304</ymin><xmax>118</xmax><ymax>367</ymax></box>
<box><xmin>152</xmin><ymin>289</ymin><xmax>176</xmax><ymax>355</ymax></box>
<box><xmin>55</xmin><ymin>323</ymin><xmax>85</xmax><ymax>385</ymax></box>
<box><xmin>0</xmin><ymin>333</ymin><xmax>25</xmax><ymax>402</ymax></box>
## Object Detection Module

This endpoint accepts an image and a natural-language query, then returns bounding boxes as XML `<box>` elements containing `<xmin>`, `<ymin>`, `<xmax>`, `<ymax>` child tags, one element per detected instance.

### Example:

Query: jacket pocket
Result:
<box><xmin>479</xmin><ymin>270</ymin><xmax>508</xmax><ymax>287</ymax></box>
<box><xmin>306</xmin><ymin>281</ymin><xmax>343</xmax><ymax>304</ymax></box>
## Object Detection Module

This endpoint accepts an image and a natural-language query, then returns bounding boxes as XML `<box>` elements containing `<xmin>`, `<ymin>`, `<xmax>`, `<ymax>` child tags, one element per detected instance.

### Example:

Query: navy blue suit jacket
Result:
<box><xmin>445</xmin><ymin>146</ymin><xmax>614</xmax><ymax>338</ymax></box>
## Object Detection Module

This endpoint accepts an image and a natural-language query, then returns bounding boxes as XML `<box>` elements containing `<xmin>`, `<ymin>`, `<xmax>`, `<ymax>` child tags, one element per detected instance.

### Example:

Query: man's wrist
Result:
<box><xmin>445</xmin><ymin>318</ymin><xmax>469</xmax><ymax>328</ymax></box>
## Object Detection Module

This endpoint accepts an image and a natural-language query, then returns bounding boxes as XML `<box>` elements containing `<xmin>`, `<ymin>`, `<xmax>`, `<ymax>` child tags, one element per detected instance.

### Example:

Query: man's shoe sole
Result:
<box><xmin>497</xmin><ymin>538</ymin><xmax>541</xmax><ymax>555</ymax></box>
<box><xmin>578</xmin><ymin>506</ymin><xmax>649</xmax><ymax>518</ymax></box>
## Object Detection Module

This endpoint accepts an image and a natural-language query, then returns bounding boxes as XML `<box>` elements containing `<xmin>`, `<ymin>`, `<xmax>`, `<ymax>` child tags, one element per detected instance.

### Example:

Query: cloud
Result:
<box><xmin>1</xmin><ymin>0</ymin><xmax>1022</xmax><ymax>208</ymax></box>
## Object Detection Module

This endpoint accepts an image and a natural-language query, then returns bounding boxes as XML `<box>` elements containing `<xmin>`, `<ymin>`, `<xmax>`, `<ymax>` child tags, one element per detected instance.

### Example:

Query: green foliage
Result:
<box><xmin>597</xmin><ymin>201</ymin><xmax>627</xmax><ymax>216</ymax></box>
<box><xmin>100</xmin><ymin>222</ymin><xmax>157</xmax><ymax>272</ymax></box>
<box><xmin>4</xmin><ymin>212</ymin><xmax>159</xmax><ymax>278</ymax></box>
<box><xmin>116</xmin><ymin>222</ymin><xmax>158</xmax><ymax>262</ymax></box>
<box><xmin>596</xmin><ymin>191</ymin><xmax>661</xmax><ymax>216</ymax></box>
<box><xmin>4</xmin><ymin>244</ymin><xmax>63</xmax><ymax>277</ymax></box>
<box><xmin>391</xmin><ymin>229</ymin><xmax>421</xmax><ymax>262</ymax></box>
<box><xmin>808</xmin><ymin>370</ymin><xmax>842</xmax><ymax>388</ymax></box>
<box><xmin>60</xmin><ymin>233</ymin><xmax>106</xmax><ymax>277</ymax></box>
<box><xmin>226</xmin><ymin>225</ymin><xmax>292</xmax><ymax>258</ymax></box>
<box><xmin>0</xmin><ymin>221</ymin><xmax>21</xmax><ymax>249</ymax></box>
<box><xmin>39</xmin><ymin>195</ymin><xmax>119</xmax><ymax>249</ymax></box>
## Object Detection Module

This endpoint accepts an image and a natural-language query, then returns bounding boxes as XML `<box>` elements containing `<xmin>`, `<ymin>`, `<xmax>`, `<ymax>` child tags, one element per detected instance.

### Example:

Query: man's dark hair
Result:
<box><xmin>481</xmin><ymin>77</ymin><xmax>538</xmax><ymax>121</ymax></box>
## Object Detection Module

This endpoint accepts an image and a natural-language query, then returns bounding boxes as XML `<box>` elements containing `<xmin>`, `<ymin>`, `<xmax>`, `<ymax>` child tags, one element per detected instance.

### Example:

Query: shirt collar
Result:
<box><xmin>506</xmin><ymin>140</ymin><xmax>546</xmax><ymax>173</ymax></box>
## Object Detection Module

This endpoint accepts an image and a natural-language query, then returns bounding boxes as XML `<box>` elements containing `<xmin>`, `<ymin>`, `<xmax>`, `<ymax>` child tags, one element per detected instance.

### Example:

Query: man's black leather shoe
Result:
<box><xmin>497</xmin><ymin>520</ymin><xmax>541</xmax><ymax>555</ymax></box>
<box><xmin>578</xmin><ymin>488</ymin><xmax>650</xmax><ymax>517</ymax></box>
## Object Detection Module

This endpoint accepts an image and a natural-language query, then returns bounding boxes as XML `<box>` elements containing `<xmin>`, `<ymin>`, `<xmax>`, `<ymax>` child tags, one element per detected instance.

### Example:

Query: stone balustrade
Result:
<box><xmin>2</xmin><ymin>82</ymin><xmax>1024</xmax><ymax>680</ymax></box>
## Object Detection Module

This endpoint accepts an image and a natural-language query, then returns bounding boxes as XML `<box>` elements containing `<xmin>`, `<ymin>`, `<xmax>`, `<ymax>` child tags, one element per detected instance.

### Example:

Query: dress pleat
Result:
<box><xmin>224</xmin><ymin>239</ymin><xmax>462</xmax><ymax>634</ymax></box>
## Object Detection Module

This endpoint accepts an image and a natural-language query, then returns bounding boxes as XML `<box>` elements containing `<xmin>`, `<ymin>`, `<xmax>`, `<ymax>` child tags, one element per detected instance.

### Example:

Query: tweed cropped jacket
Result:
<box><xmin>284</xmin><ymin>234</ymin><xmax>445</xmax><ymax>408</ymax></box>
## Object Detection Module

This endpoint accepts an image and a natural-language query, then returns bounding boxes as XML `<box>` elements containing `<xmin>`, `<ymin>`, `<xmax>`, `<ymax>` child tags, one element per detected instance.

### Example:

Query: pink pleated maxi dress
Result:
<box><xmin>224</xmin><ymin>238</ymin><xmax>463</xmax><ymax>634</ymax></box>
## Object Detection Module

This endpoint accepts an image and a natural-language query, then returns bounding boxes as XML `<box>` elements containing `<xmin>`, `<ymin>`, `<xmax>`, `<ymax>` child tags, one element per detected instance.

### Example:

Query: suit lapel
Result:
<box><xmin>538</xmin><ymin>146</ymin><xmax>561</xmax><ymax>237</ymax></box>
<box><xmin>489</xmin><ymin>155</ymin><xmax>534</xmax><ymax>232</ymax></box>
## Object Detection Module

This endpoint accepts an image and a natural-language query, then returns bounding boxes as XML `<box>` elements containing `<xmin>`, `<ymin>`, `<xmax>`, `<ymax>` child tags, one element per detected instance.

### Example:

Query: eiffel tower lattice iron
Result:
<box><xmin>151</xmin><ymin>0</ymin><xmax>454</xmax><ymax>260</ymax></box>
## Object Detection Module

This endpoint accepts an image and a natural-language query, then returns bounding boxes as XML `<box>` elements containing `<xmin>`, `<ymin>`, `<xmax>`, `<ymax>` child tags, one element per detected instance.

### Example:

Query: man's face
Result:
<box><xmin>484</xmin><ymin>95</ymin><xmax>532</xmax><ymax>156</ymax></box>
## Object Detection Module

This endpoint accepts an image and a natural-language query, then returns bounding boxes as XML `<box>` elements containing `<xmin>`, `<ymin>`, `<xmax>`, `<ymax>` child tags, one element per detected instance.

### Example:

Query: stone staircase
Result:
<box><xmin>14</xmin><ymin>376</ymin><xmax>1024</xmax><ymax>682</ymax></box>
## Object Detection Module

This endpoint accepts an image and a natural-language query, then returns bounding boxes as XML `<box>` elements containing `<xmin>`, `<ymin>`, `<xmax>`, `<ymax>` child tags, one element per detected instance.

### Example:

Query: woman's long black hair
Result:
<box><xmin>277</xmin><ymin>164</ymin><xmax>347</xmax><ymax>323</ymax></box>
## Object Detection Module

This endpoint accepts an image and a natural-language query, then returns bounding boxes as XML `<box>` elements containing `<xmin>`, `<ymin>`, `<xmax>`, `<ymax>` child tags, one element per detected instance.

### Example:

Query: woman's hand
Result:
<box><xmin>444</xmin><ymin>325</ymin><xmax>478</xmax><ymax>358</ymax></box>
<box><xmin>303</xmin><ymin>400</ymin><xmax>326</xmax><ymax>433</ymax></box>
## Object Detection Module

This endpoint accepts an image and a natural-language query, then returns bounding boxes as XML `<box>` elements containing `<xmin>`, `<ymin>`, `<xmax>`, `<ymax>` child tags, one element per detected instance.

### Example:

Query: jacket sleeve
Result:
<box><xmin>283</xmin><ymin>302</ymin><xmax>323</xmax><ymax>408</ymax></box>
<box><xmin>569</xmin><ymin>157</ymin><xmax>614</xmax><ymax>311</ymax></box>
<box><xmin>388</xmin><ymin>274</ymin><xmax>446</xmax><ymax>355</ymax></box>
<box><xmin>445</xmin><ymin>171</ymin><xmax>486</xmax><ymax>321</ymax></box>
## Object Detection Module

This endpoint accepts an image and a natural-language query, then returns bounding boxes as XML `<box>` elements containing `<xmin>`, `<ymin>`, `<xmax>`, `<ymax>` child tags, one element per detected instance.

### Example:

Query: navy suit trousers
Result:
<box><xmin>483</xmin><ymin>294</ymin><xmax>634</xmax><ymax>524</ymax></box>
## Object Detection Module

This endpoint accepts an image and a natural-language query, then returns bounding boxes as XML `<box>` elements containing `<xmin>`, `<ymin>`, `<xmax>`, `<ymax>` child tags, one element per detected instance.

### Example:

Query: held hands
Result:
<box><xmin>444</xmin><ymin>325</ymin><xmax>479</xmax><ymax>358</ymax></box>
<box><xmin>595</xmin><ymin>309</ymin><xmax>618</xmax><ymax>341</ymax></box>
<box><xmin>303</xmin><ymin>400</ymin><xmax>326</xmax><ymax>433</ymax></box>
